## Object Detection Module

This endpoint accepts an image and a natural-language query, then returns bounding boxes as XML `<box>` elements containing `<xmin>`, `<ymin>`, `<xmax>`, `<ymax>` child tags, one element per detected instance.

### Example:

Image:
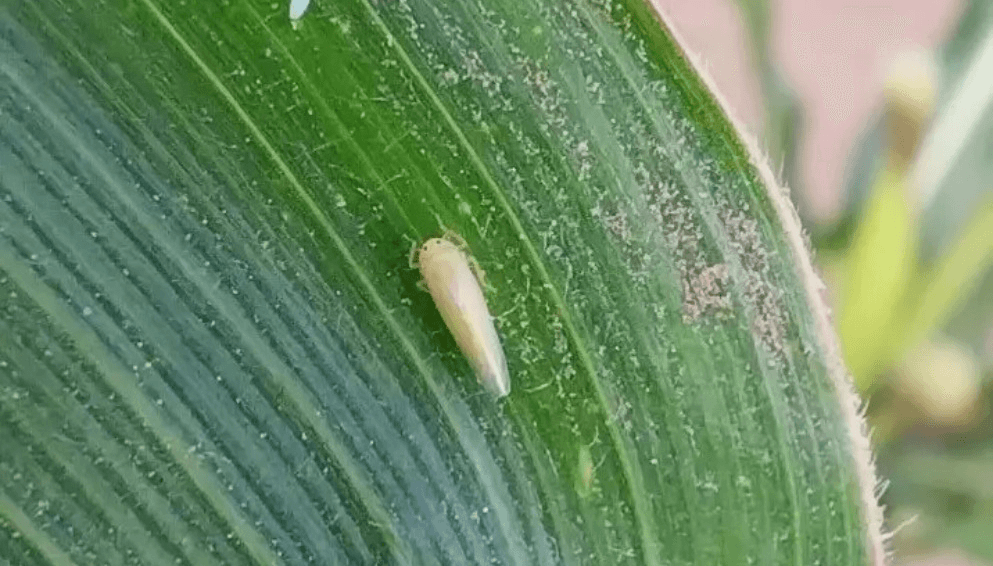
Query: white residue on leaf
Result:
<box><xmin>289</xmin><ymin>0</ymin><xmax>310</xmax><ymax>21</ymax></box>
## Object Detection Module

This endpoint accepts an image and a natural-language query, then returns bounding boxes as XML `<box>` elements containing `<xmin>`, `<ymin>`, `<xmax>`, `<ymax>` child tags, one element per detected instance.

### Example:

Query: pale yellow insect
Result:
<box><xmin>411</xmin><ymin>232</ymin><xmax>510</xmax><ymax>398</ymax></box>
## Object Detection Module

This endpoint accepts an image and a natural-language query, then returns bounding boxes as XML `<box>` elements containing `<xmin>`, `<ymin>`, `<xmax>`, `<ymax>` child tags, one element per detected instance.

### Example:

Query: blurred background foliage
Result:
<box><xmin>734</xmin><ymin>0</ymin><xmax>993</xmax><ymax>562</ymax></box>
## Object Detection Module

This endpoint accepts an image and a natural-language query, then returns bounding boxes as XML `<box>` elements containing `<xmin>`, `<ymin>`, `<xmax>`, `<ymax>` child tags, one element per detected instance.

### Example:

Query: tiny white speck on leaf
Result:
<box><xmin>289</xmin><ymin>0</ymin><xmax>310</xmax><ymax>21</ymax></box>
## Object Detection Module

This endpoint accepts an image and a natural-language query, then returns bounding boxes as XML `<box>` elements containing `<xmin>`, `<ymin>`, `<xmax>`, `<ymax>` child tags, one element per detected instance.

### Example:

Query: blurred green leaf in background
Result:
<box><xmin>0</xmin><ymin>0</ymin><xmax>882</xmax><ymax>564</ymax></box>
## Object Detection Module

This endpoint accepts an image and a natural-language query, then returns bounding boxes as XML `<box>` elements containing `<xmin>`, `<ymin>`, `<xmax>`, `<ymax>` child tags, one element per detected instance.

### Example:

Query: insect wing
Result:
<box><xmin>420</xmin><ymin>242</ymin><xmax>510</xmax><ymax>397</ymax></box>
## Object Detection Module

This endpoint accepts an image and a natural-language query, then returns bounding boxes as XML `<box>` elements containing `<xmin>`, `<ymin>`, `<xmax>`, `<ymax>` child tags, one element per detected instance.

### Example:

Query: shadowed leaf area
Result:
<box><xmin>0</xmin><ymin>0</ymin><xmax>869</xmax><ymax>564</ymax></box>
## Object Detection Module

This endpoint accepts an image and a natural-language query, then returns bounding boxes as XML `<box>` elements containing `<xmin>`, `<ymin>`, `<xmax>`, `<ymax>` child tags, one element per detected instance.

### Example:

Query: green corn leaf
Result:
<box><xmin>0</xmin><ymin>1</ymin><xmax>880</xmax><ymax>564</ymax></box>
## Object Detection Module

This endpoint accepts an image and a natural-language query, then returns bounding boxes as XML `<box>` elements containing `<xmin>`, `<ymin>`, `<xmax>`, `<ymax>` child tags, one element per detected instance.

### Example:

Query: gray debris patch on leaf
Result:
<box><xmin>681</xmin><ymin>263</ymin><xmax>731</xmax><ymax>323</ymax></box>
<box><xmin>720</xmin><ymin>206</ymin><xmax>787</xmax><ymax>358</ymax></box>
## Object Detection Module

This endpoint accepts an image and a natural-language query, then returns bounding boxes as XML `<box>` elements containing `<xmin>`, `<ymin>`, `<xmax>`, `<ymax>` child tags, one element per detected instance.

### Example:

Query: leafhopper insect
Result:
<box><xmin>411</xmin><ymin>233</ymin><xmax>510</xmax><ymax>398</ymax></box>
<box><xmin>289</xmin><ymin>0</ymin><xmax>310</xmax><ymax>20</ymax></box>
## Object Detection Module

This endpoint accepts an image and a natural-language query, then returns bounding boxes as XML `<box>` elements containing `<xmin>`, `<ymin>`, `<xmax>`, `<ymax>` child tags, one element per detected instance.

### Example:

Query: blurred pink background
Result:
<box><xmin>655</xmin><ymin>0</ymin><xmax>964</xmax><ymax>224</ymax></box>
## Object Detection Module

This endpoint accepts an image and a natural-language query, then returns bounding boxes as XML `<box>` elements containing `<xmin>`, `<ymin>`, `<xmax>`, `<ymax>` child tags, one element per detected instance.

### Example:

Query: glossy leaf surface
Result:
<box><xmin>0</xmin><ymin>1</ymin><xmax>869</xmax><ymax>564</ymax></box>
